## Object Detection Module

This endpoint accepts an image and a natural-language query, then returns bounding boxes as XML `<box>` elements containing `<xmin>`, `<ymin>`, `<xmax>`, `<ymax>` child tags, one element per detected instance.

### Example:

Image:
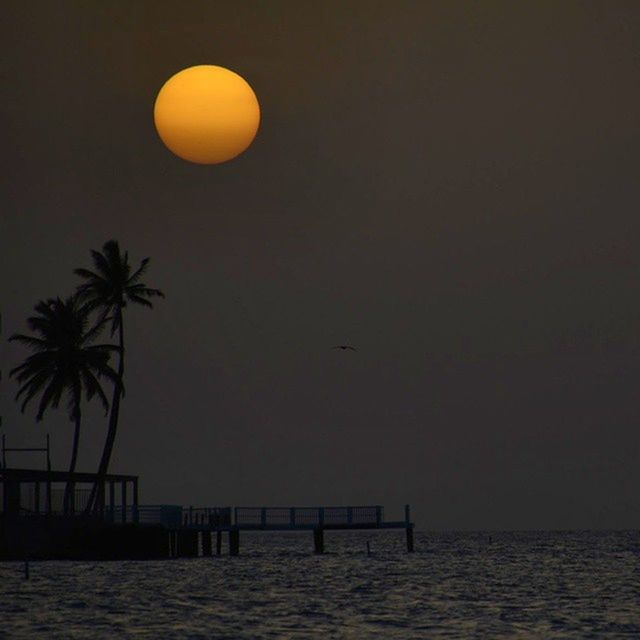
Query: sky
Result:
<box><xmin>2</xmin><ymin>1</ymin><xmax>639</xmax><ymax>529</ymax></box>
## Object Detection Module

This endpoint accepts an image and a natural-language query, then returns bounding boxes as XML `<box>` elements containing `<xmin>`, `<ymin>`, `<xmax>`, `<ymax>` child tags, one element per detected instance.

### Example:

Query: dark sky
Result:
<box><xmin>2</xmin><ymin>1</ymin><xmax>639</xmax><ymax>529</ymax></box>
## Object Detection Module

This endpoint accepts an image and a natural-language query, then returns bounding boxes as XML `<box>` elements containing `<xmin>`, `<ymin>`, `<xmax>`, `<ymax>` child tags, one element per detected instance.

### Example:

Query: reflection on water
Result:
<box><xmin>0</xmin><ymin>530</ymin><xmax>638</xmax><ymax>638</ymax></box>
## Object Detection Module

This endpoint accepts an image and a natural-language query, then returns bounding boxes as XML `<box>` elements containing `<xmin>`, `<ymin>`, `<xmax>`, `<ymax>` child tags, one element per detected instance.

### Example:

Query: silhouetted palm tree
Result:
<box><xmin>9</xmin><ymin>296</ymin><xmax>118</xmax><ymax>512</ymax></box>
<box><xmin>75</xmin><ymin>240</ymin><xmax>164</xmax><ymax>512</ymax></box>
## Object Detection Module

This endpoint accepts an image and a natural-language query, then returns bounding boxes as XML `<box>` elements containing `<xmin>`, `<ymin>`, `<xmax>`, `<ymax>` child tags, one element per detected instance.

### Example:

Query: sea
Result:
<box><xmin>0</xmin><ymin>530</ymin><xmax>638</xmax><ymax>638</ymax></box>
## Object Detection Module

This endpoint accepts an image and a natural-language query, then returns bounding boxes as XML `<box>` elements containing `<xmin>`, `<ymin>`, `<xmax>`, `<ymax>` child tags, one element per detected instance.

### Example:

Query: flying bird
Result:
<box><xmin>331</xmin><ymin>345</ymin><xmax>357</xmax><ymax>351</ymax></box>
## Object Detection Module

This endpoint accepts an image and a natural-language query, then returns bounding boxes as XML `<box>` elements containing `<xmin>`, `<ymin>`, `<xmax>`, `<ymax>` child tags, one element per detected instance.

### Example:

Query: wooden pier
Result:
<box><xmin>159</xmin><ymin>504</ymin><xmax>415</xmax><ymax>556</ymax></box>
<box><xmin>1</xmin><ymin>467</ymin><xmax>415</xmax><ymax>559</ymax></box>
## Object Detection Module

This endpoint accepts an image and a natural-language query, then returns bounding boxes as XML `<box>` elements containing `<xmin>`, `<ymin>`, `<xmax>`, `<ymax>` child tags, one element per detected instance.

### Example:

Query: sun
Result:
<box><xmin>153</xmin><ymin>65</ymin><xmax>260</xmax><ymax>164</ymax></box>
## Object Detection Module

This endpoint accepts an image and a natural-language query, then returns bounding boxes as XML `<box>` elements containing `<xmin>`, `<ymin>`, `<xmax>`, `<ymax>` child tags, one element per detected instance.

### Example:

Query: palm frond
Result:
<box><xmin>128</xmin><ymin>257</ymin><xmax>150</xmax><ymax>284</ymax></box>
<box><xmin>128</xmin><ymin>284</ymin><xmax>165</xmax><ymax>298</ymax></box>
<box><xmin>109</xmin><ymin>313</ymin><xmax>121</xmax><ymax>335</ymax></box>
<box><xmin>127</xmin><ymin>294</ymin><xmax>154</xmax><ymax>308</ymax></box>
<box><xmin>82</xmin><ymin>370</ymin><xmax>110</xmax><ymax>414</ymax></box>
<box><xmin>91</xmin><ymin>249</ymin><xmax>113</xmax><ymax>280</ymax></box>
<box><xmin>67</xmin><ymin>378</ymin><xmax>82</xmax><ymax>421</ymax></box>
<box><xmin>51</xmin><ymin>382</ymin><xmax>64</xmax><ymax>412</ymax></box>
<box><xmin>103</xmin><ymin>240</ymin><xmax>121</xmax><ymax>263</ymax></box>
<box><xmin>10</xmin><ymin>352</ymin><xmax>56</xmax><ymax>380</ymax></box>
<box><xmin>74</xmin><ymin>267</ymin><xmax>101</xmax><ymax>282</ymax></box>
<box><xmin>86</xmin><ymin>343</ymin><xmax>120</xmax><ymax>353</ymax></box>
<box><xmin>10</xmin><ymin>356</ymin><xmax>53</xmax><ymax>380</ymax></box>
<box><xmin>16</xmin><ymin>370</ymin><xmax>52</xmax><ymax>411</ymax></box>
<box><xmin>82</xmin><ymin>316</ymin><xmax>110</xmax><ymax>344</ymax></box>
<box><xmin>8</xmin><ymin>334</ymin><xmax>48</xmax><ymax>351</ymax></box>
<box><xmin>36</xmin><ymin>377</ymin><xmax>63</xmax><ymax>421</ymax></box>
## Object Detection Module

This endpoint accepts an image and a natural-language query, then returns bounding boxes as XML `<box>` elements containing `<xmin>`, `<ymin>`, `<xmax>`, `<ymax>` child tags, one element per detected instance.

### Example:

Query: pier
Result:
<box><xmin>156</xmin><ymin>504</ymin><xmax>415</xmax><ymax>556</ymax></box>
<box><xmin>1</xmin><ymin>467</ymin><xmax>414</xmax><ymax>559</ymax></box>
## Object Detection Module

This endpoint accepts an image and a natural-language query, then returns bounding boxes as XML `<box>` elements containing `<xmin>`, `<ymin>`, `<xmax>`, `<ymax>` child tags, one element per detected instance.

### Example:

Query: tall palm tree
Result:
<box><xmin>75</xmin><ymin>240</ymin><xmax>164</xmax><ymax>512</ymax></box>
<box><xmin>9</xmin><ymin>296</ymin><xmax>119</xmax><ymax>513</ymax></box>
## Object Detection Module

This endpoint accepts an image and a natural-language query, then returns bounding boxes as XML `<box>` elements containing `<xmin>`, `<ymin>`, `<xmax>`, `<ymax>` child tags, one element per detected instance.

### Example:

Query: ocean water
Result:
<box><xmin>0</xmin><ymin>530</ymin><xmax>638</xmax><ymax>638</ymax></box>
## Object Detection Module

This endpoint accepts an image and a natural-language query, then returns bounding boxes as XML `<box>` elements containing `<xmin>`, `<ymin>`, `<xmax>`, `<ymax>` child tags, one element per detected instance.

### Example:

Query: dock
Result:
<box><xmin>0</xmin><ymin>467</ymin><xmax>414</xmax><ymax>559</ymax></box>
<box><xmin>146</xmin><ymin>504</ymin><xmax>415</xmax><ymax>556</ymax></box>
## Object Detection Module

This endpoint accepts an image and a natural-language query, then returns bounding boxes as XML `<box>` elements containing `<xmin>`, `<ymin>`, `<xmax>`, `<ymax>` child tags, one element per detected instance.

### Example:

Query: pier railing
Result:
<box><xmin>119</xmin><ymin>505</ymin><xmax>386</xmax><ymax>530</ymax></box>
<box><xmin>96</xmin><ymin>505</ymin><xmax>232</xmax><ymax>528</ymax></box>
<box><xmin>182</xmin><ymin>507</ymin><xmax>232</xmax><ymax>527</ymax></box>
<box><xmin>234</xmin><ymin>506</ymin><xmax>384</xmax><ymax>528</ymax></box>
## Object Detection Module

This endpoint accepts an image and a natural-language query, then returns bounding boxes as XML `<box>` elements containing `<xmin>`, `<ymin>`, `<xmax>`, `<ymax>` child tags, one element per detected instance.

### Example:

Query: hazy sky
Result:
<box><xmin>2</xmin><ymin>1</ymin><xmax>639</xmax><ymax>529</ymax></box>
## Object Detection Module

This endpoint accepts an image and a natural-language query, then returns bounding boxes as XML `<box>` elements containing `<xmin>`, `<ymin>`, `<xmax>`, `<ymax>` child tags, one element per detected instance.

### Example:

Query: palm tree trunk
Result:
<box><xmin>64</xmin><ymin>410</ymin><xmax>81</xmax><ymax>515</ymax></box>
<box><xmin>87</xmin><ymin>309</ymin><xmax>125</xmax><ymax>514</ymax></box>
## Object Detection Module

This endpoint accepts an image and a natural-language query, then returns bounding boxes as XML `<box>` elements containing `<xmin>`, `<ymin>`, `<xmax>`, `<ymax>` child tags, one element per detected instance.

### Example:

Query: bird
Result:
<box><xmin>331</xmin><ymin>345</ymin><xmax>357</xmax><ymax>351</ymax></box>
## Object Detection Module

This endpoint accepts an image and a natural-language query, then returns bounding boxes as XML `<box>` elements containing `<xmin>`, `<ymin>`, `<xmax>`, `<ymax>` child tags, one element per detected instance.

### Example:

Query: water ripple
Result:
<box><xmin>0</xmin><ymin>530</ymin><xmax>639</xmax><ymax>638</ymax></box>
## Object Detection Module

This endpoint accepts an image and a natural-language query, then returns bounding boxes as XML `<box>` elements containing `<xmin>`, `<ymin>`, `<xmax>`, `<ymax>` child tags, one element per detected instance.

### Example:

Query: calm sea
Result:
<box><xmin>0</xmin><ymin>530</ymin><xmax>638</xmax><ymax>638</ymax></box>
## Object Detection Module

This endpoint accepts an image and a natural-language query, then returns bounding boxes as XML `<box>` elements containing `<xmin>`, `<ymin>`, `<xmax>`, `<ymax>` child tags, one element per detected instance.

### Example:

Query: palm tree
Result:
<box><xmin>9</xmin><ymin>296</ymin><xmax>119</xmax><ymax>513</ymax></box>
<box><xmin>75</xmin><ymin>240</ymin><xmax>164</xmax><ymax>512</ymax></box>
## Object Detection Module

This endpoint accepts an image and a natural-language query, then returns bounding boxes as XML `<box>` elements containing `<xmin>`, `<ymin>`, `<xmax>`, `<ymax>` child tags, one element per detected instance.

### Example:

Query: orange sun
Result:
<box><xmin>153</xmin><ymin>65</ymin><xmax>260</xmax><ymax>164</ymax></box>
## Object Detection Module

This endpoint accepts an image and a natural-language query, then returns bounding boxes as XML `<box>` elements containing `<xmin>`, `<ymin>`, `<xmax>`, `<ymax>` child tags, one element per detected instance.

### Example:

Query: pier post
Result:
<box><xmin>97</xmin><ymin>482</ymin><xmax>105</xmax><ymax>518</ymax></box>
<box><xmin>46</xmin><ymin>476</ymin><xmax>52</xmax><ymax>516</ymax></box>
<box><xmin>177</xmin><ymin>530</ymin><xmax>198</xmax><ymax>557</ymax></box>
<box><xmin>68</xmin><ymin>482</ymin><xmax>76</xmax><ymax>515</ymax></box>
<box><xmin>132</xmin><ymin>478</ymin><xmax>139</xmax><ymax>524</ymax></box>
<box><xmin>201</xmin><ymin>531</ymin><xmax>212</xmax><ymax>556</ymax></box>
<box><xmin>229</xmin><ymin>529</ymin><xmax>240</xmax><ymax>556</ymax></box>
<box><xmin>121</xmin><ymin>481</ymin><xmax>127</xmax><ymax>523</ymax></box>
<box><xmin>405</xmin><ymin>504</ymin><xmax>414</xmax><ymax>552</ymax></box>
<box><xmin>216</xmin><ymin>531</ymin><xmax>222</xmax><ymax>555</ymax></box>
<box><xmin>4</xmin><ymin>479</ymin><xmax>18</xmax><ymax>516</ymax></box>
<box><xmin>406</xmin><ymin>526</ymin><xmax>414</xmax><ymax>553</ymax></box>
<box><xmin>313</xmin><ymin>527</ymin><xmax>324</xmax><ymax>554</ymax></box>
<box><xmin>109</xmin><ymin>481</ymin><xmax>115</xmax><ymax>523</ymax></box>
